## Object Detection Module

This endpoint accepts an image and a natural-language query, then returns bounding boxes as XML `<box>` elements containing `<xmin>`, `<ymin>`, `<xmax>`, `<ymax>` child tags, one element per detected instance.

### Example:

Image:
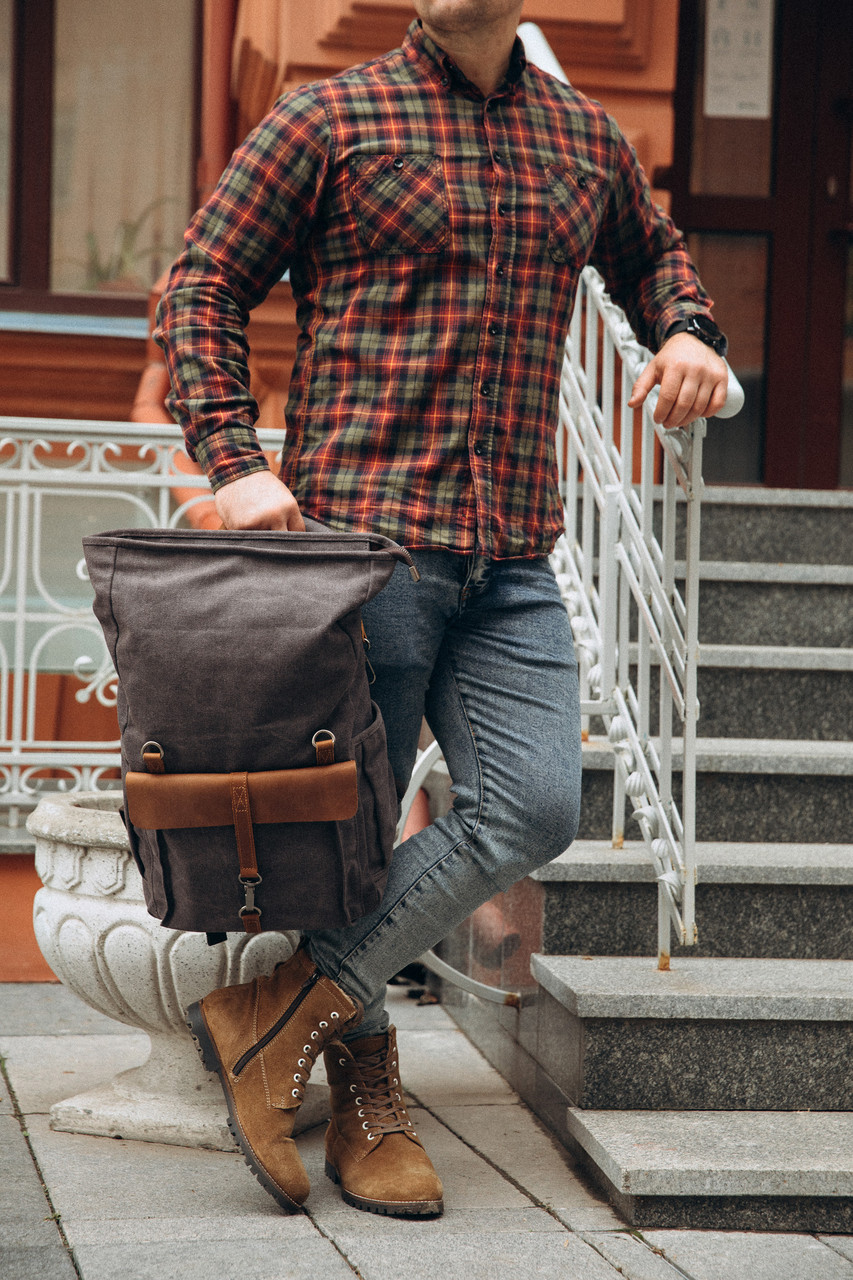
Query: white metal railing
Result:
<box><xmin>0</xmin><ymin>419</ymin><xmax>284</xmax><ymax>828</ymax></box>
<box><xmin>550</xmin><ymin>266</ymin><xmax>742</xmax><ymax>967</ymax></box>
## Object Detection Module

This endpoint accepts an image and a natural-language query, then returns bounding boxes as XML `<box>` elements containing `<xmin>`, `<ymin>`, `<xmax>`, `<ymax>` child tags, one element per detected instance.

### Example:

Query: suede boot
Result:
<box><xmin>186</xmin><ymin>945</ymin><xmax>361</xmax><ymax>1211</ymax></box>
<box><xmin>324</xmin><ymin>1026</ymin><xmax>444</xmax><ymax>1216</ymax></box>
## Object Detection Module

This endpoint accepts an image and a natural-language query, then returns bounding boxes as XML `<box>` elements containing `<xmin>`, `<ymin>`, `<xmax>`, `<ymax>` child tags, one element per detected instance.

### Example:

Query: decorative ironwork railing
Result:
<box><xmin>0</xmin><ymin>419</ymin><xmax>283</xmax><ymax>829</ymax></box>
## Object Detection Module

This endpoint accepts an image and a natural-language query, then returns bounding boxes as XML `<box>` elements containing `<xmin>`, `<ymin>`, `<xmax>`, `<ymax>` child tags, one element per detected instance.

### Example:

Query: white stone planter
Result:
<box><xmin>28</xmin><ymin>792</ymin><xmax>330</xmax><ymax>1150</ymax></box>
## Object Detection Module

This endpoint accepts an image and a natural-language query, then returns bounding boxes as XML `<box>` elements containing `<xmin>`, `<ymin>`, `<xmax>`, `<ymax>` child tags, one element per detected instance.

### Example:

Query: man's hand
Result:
<box><xmin>214</xmin><ymin>470</ymin><xmax>306</xmax><ymax>531</ymax></box>
<box><xmin>628</xmin><ymin>332</ymin><xmax>728</xmax><ymax>429</ymax></box>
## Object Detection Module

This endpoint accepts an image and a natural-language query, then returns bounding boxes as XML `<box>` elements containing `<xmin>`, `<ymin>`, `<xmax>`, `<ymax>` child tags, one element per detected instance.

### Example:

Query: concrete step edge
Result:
<box><xmin>582</xmin><ymin>736</ymin><xmax>853</xmax><ymax>775</ymax></box>
<box><xmin>566</xmin><ymin>1109</ymin><xmax>853</xmax><ymax>1198</ymax></box>
<box><xmin>531</xmin><ymin>840</ymin><xmax>853</xmax><ymax>885</ymax></box>
<box><xmin>698</xmin><ymin>644</ymin><xmax>853</xmax><ymax>671</ymax></box>
<box><xmin>699</xmin><ymin>485</ymin><xmax>853</xmax><ymax>510</ymax></box>
<box><xmin>688</xmin><ymin>561</ymin><xmax>853</xmax><ymax>585</ymax></box>
<box><xmin>531</xmin><ymin>953</ymin><xmax>853</xmax><ymax>1021</ymax></box>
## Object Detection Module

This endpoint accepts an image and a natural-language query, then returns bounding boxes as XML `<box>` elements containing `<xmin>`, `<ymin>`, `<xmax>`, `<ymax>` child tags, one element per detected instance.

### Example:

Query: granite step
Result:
<box><xmin>532</xmin><ymin>840</ymin><xmax>853</xmax><ymax>960</ymax></box>
<box><xmin>579</xmin><ymin>737</ymin><xmax>853</xmax><ymax>844</ymax></box>
<box><xmin>671</xmin><ymin>486</ymin><xmax>853</xmax><ymax>566</ymax></box>
<box><xmin>563</xmin><ymin>1109</ymin><xmax>853</xmax><ymax>1231</ymax></box>
<box><xmin>636</xmin><ymin>653</ymin><xmax>853</xmax><ymax>741</ymax></box>
<box><xmin>529</xmin><ymin>954</ymin><xmax>853</xmax><ymax>1113</ymax></box>
<box><xmin>694</xmin><ymin>575</ymin><xmax>852</xmax><ymax>649</ymax></box>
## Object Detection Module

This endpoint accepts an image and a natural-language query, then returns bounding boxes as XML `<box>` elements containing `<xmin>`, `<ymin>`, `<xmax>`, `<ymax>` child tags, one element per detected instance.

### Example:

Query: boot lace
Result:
<box><xmin>289</xmin><ymin>1010</ymin><xmax>341</xmax><ymax>1101</ymax></box>
<box><xmin>347</xmin><ymin>1047</ymin><xmax>414</xmax><ymax>1142</ymax></box>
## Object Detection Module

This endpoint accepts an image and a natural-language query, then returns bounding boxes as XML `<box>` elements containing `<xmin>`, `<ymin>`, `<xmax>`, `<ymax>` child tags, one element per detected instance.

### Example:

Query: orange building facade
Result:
<box><xmin>1</xmin><ymin>0</ymin><xmax>851</xmax><ymax>484</ymax></box>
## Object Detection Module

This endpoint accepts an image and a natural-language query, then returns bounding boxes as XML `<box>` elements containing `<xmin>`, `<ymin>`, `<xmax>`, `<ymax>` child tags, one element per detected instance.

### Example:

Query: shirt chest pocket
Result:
<box><xmin>546</xmin><ymin>163</ymin><xmax>609</xmax><ymax>267</ymax></box>
<box><xmin>351</xmin><ymin>153</ymin><xmax>449</xmax><ymax>255</ymax></box>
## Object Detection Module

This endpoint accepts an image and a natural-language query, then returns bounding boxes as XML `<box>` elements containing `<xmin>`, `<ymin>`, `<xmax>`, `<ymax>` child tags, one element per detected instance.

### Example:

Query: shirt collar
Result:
<box><xmin>402</xmin><ymin>19</ymin><xmax>527</xmax><ymax>100</ymax></box>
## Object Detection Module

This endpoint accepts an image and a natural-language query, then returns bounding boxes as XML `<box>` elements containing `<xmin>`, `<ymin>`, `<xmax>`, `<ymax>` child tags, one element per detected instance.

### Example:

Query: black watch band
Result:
<box><xmin>665</xmin><ymin>315</ymin><xmax>728</xmax><ymax>358</ymax></box>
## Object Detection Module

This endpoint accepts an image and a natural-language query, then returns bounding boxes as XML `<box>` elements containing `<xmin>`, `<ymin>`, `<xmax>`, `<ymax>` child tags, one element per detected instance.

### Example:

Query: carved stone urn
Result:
<box><xmin>28</xmin><ymin>792</ymin><xmax>330</xmax><ymax>1150</ymax></box>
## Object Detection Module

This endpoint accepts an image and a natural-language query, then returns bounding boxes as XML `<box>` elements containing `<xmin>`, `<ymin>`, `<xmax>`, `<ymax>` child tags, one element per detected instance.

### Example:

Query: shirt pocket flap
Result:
<box><xmin>546</xmin><ymin>161</ymin><xmax>609</xmax><ymax>266</ymax></box>
<box><xmin>351</xmin><ymin>152</ymin><xmax>448</xmax><ymax>254</ymax></box>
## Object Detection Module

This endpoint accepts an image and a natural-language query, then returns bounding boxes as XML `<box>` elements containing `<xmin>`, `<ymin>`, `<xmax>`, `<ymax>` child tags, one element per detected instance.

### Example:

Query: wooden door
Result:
<box><xmin>670</xmin><ymin>0</ymin><xmax>853</xmax><ymax>487</ymax></box>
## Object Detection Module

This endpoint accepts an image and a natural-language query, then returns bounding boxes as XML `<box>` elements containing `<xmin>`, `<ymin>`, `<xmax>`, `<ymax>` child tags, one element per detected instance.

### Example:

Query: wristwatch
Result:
<box><xmin>665</xmin><ymin>314</ymin><xmax>728</xmax><ymax>358</ymax></box>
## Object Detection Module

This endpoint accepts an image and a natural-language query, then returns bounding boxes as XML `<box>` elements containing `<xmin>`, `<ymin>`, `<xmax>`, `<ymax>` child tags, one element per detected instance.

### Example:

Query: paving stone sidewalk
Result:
<box><xmin>1</xmin><ymin>981</ymin><xmax>852</xmax><ymax>1280</ymax></box>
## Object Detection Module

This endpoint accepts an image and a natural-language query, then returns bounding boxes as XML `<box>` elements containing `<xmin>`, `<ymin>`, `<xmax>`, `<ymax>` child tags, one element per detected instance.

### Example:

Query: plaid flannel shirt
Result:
<box><xmin>155</xmin><ymin>21</ymin><xmax>714</xmax><ymax>559</ymax></box>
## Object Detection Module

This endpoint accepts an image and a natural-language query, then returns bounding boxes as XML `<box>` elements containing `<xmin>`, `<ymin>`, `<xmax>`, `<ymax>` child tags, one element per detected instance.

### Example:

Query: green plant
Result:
<box><xmin>83</xmin><ymin>195</ymin><xmax>178</xmax><ymax>289</ymax></box>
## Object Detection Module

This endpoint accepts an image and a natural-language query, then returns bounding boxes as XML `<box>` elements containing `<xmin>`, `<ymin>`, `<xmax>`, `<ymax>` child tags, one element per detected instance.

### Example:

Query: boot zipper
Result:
<box><xmin>232</xmin><ymin>970</ymin><xmax>321</xmax><ymax>1078</ymax></box>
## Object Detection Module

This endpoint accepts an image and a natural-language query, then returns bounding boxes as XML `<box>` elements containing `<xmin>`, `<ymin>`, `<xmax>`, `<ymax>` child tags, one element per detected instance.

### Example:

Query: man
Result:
<box><xmin>156</xmin><ymin>0</ymin><xmax>728</xmax><ymax>1220</ymax></box>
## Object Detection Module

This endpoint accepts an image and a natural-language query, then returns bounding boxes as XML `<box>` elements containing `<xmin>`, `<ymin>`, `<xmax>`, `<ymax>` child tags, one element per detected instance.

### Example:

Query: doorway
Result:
<box><xmin>669</xmin><ymin>0</ymin><xmax>853</xmax><ymax>487</ymax></box>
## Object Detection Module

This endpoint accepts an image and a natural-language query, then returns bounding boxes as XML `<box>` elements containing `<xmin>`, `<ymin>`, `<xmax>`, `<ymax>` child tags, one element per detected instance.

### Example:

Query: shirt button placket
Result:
<box><xmin>473</xmin><ymin>97</ymin><xmax>511</xmax><ymax>551</ymax></box>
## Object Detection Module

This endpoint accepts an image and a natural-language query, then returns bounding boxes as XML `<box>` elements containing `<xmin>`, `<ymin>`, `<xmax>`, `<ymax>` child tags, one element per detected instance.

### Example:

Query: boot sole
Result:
<box><xmin>186</xmin><ymin>1000</ymin><xmax>303</xmax><ymax>1214</ymax></box>
<box><xmin>325</xmin><ymin>1158</ymin><xmax>443</xmax><ymax>1217</ymax></box>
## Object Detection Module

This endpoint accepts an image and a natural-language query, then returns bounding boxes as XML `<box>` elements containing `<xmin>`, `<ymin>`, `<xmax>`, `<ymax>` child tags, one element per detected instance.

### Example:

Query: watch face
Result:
<box><xmin>688</xmin><ymin>315</ymin><xmax>728</xmax><ymax>356</ymax></box>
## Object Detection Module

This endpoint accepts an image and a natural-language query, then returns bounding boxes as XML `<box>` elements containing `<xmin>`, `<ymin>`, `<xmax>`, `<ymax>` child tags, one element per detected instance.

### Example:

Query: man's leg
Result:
<box><xmin>308</xmin><ymin>550</ymin><xmax>582</xmax><ymax>1028</ymax></box>
<box><xmin>307</xmin><ymin>551</ymin><xmax>581</xmax><ymax>1215</ymax></box>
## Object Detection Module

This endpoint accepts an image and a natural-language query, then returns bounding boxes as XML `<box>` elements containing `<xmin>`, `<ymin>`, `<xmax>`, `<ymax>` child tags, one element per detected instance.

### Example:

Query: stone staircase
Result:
<box><xmin>441</xmin><ymin>486</ymin><xmax>853</xmax><ymax>1231</ymax></box>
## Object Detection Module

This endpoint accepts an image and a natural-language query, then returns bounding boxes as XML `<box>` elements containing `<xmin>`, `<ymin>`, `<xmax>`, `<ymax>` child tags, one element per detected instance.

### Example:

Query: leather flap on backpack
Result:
<box><xmin>125</xmin><ymin>761</ymin><xmax>358</xmax><ymax>830</ymax></box>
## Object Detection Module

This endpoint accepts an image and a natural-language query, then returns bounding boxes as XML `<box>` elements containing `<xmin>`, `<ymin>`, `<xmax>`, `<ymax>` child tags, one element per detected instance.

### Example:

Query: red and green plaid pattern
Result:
<box><xmin>155</xmin><ymin>22</ymin><xmax>713</xmax><ymax>559</ymax></box>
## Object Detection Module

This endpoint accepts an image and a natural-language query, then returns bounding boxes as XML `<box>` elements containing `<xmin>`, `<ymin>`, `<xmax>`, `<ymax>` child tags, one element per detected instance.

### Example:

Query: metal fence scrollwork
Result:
<box><xmin>0</xmin><ymin>419</ymin><xmax>283</xmax><ymax>829</ymax></box>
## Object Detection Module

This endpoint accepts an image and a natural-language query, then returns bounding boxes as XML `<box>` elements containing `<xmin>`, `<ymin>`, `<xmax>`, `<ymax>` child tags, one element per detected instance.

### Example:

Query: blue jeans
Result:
<box><xmin>306</xmin><ymin>550</ymin><xmax>581</xmax><ymax>1038</ymax></box>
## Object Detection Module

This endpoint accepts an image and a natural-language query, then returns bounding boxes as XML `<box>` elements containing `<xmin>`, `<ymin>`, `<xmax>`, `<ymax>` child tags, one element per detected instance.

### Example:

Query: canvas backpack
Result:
<box><xmin>83</xmin><ymin>523</ymin><xmax>417</xmax><ymax>939</ymax></box>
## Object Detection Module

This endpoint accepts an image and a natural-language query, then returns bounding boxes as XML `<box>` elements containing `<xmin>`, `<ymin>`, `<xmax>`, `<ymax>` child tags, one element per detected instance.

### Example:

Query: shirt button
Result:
<box><xmin>441</xmin><ymin>76</ymin><xmax>449</xmax><ymax>87</ymax></box>
<box><xmin>488</xmin><ymin>322</ymin><xmax>500</xmax><ymax>336</ymax></box>
<box><xmin>480</xmin><ymin>382</ymin><xmax>491</xmax><ymax>397</ymax></box>
<box><xmin>576</xmin><ymin>173</ymin><xmax>588</xmax><ymax>189</ymax></box>
<box><xmin>496</xmin><ymin>265</ymin><xmax>504</xmax><ymax>277</ymax></box>
<box><xmin>493</xmin><ymin>152</ymin><xmax>503</xmax><ymax>165</ymax></box>
<box><xmin>497</xmin><ymin>204</ymin><xmax>507</xmax><ymax>217</ymax></box>
<box><xmin>473</xmin><ymin>443</ymin><xmax>484</xmax><ymax>455</ymax></box>
<box><xmin>393</xmin><ymin>157</ymin><xmax>404</xmax><ymax>170</ymax></box>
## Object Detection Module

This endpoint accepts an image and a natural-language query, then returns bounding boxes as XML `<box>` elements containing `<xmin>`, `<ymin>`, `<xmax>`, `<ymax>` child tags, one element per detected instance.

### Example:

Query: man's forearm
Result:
<box><xmin>153</xmin><ymin>85</ymin><xmax>332</xmax><ymax>490</ymax></box>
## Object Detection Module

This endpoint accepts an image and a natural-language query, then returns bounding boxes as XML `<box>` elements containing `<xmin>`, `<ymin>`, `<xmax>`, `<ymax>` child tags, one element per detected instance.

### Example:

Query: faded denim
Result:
<box><xmin>306</xmin><ymin>549</ymin><xmax>582</xmax><ymax>1038</ymax></box>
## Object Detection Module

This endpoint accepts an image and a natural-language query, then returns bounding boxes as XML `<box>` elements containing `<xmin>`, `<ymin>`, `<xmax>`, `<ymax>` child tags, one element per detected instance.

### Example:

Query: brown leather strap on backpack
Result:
<box><xmin>125</xmin><ymin>758</ymin><xmax>359</xmax><ymax>937</ymax></box>
<box><xmin>230</xmin><ymin>771</ymin><xmax>261</xmax><ymax>935</ymax></box>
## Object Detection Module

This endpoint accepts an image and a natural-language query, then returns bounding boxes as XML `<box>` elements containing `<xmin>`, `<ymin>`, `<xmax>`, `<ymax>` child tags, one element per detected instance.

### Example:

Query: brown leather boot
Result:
<box><xmin>186</xmin><ymin>945</ymin><xmax>361</xmax><ymax>1211</ymax></box>
<box><xmin>324</xmin><ymin>1026</ymin><xmax>444</xmax><ymax>1216</ymax></box>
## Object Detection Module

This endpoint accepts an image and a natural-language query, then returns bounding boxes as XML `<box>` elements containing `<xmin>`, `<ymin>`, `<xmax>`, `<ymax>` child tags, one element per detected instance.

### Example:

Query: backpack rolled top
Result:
<box><xmin>82</xmin><ymin>524</ymin><xmax>418</xmax><ymax>938</ymax></box>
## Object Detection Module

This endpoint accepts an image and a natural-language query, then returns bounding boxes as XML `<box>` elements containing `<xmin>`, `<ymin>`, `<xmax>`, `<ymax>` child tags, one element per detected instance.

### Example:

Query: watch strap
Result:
<box><xmin>665</xmin><ymin>315</ymin><xmax>728</xmax><ymax>358</ymax></box>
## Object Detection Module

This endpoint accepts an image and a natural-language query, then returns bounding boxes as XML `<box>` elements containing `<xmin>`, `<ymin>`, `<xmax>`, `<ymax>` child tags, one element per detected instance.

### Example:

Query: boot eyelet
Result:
<box><xmin>358</xmin><ymin>1109</ymin><xmax>364</xmax><ymax>1117</ymax></box>
<box><xmin>349</xmin><ymin>1084</ymin><xmax>358</xmax><ymax>1093</ymax></box>
<box><xmin>304</xmin><ymin>1045</ymin><xmax>311</xmax><ymax>1054</ymax></box>
<box><xmin>392</xmin><ymin>1078</ymin><xmax>399</xmax><ymax>1085</ymax></box>
<box><xmin>338</xmin><ymin>1057</ymin><xmax>346</xmax><ymax>1066</ymax></box>
<box><xmin>311</xmin><ymin>1031</ymin><xmax>319</xmax><ymax>1040</ymax></box>
<box><xmin>367</xmin><ymin>1133</ymin><xmax>376</xmax><ymax>1141</ymax></box>
<box><xmin>362</xmin><ymin>1121</ymin><xmax>371</xmax><ymax>1130</ymax></box>
<box><xmin>294</xmin><ymin>1074</ymin><xmax>302</xmax><ymax>1082</ymax></box>
<box><xmin>396</xmin><ymin>1093</ymin><xmax>401</xmax><ymax>1101</ymax></box>
<box><xmin>355</xmin><ymin>1097</ymin><xmax>362</xmax><ymax>1105</ymax></box>
<box><xmin>292</xmin><ymin>1089</ymin><xmax>300</xmax><ymax>1098</ymax></box>
<box><xmin>298</xmin><ymin>1058</ymin><xmax>307</xmax><ymax>1068</ymax></box>
<box><xmin>319</xmin><ymin>1020</ymin><xmax>328</xmax><ymax>1029</ymax></box>
<box><xmin>331</xmin><ymin>1011</ymin><xmax>339</xmax><ymax>1019</ymax></box>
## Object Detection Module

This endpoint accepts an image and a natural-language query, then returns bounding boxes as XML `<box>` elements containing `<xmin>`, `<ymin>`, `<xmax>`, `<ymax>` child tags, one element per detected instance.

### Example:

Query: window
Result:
<box><xmin>2</xmin><ymin>0</ymin><xmax>199</xmax><ymax>316</ymax></box>
<box><xmin>0</xmin><ymin>0</ymin><xmax>11</xmax><ymax>281</ymax></box>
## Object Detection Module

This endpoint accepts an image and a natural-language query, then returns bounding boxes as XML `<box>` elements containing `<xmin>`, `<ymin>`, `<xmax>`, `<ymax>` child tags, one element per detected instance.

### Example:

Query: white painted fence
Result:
<box><xmin>0</xmin><ymin>421</ymin><xmax>281</xmax><ymax>828</ymax></box>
